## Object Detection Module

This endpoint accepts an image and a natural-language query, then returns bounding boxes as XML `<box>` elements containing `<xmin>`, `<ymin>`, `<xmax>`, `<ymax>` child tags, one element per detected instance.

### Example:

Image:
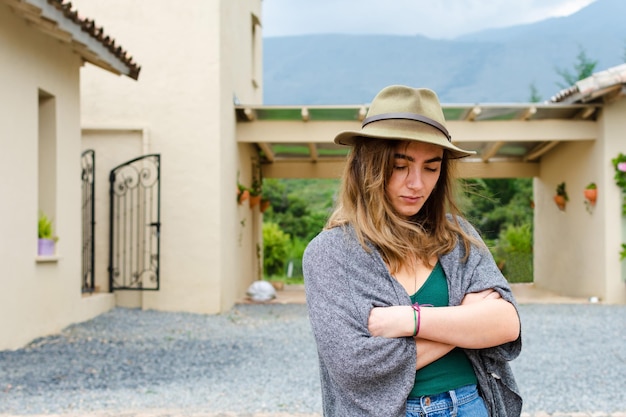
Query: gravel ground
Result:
<box><xmin>0</xmin><ymin>303</ymin><xmax>625</xmax><ymax>416</ymax></box>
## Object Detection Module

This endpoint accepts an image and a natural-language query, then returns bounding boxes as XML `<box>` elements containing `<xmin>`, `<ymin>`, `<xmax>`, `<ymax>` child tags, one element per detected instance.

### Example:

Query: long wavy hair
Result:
<box><xmin>326</xmin><ymin>138</ymin><xmax>477</xmax><ymax>273</ymax></box>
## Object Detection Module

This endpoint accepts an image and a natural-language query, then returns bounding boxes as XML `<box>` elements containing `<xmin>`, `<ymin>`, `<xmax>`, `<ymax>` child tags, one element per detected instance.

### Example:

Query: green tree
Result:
<box><xmin>496</xmin><ymin>223</ymin><xmax>534</xmax><ymax>283</ymax></box>
<box><xmin>262</xmin><ymin>179</ymin><xmax>333</xmax><ymax>241</ymax></box>
<box><xmin>262</xmin><ymin>222</ymin><xmax>290</xmax><ymax>276</ymax></box>
<box><xmin>555</xmin><ymin>45</ymin><xmax>598</xmax><ymax>89</ymax></box>
<box><xmin>460</xmin><ymin>178</ymin><xmax>533</xmax><ymax>241</ymax></box>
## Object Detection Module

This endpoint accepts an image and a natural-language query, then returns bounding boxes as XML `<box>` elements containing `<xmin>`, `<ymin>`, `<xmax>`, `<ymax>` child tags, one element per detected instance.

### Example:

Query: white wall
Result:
<box><xmin>534</xmin><ymin>98</ymin><xmax>626</xmax><ymax>304</ymax></box>
<box><xmin>535</xmin><ymin>140</ymin><xmax>604</xmax><ymax>299</ymax></box>
<box><xmin>0</xmin><ymin>4</ymin><xmax>113</xmax><ymax>350</ymax></box>
<box><xmin>75</xmin><ymin>0</ymin><xmax>263</xmax><ymax>314</ymax></box>
<box><xmin>599</xmin><ymin>99</ymin><xmax>626</xmax><ymax>304</ymax></box>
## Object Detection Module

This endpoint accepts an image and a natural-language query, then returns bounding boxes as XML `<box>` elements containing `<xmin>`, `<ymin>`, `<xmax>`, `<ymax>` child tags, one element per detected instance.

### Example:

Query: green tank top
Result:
<box><xmin>408</xmin><ymin>262</ymin><xmax>477</xmax><ymax>397</ymax></box>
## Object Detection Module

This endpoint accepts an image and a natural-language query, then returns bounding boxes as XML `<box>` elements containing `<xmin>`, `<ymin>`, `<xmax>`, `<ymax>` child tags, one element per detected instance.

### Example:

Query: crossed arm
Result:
<box><xmin>368</xmin><ymin>289</ymin><xmax>520</xmax><ymax>370</ymax></box>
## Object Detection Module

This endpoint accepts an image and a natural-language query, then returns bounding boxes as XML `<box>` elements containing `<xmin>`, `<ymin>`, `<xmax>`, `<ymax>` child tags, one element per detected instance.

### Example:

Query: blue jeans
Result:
<box><xmin>406</xmin><ymin>384</ymin><xmax>488</xmax><ymax>417</ymax></box>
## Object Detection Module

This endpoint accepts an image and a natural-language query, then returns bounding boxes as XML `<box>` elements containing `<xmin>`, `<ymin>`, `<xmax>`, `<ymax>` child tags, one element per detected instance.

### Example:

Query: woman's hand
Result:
<box><xmin>368</xmin><ymin>305</ymin><xmax>414</xmax><ymax>338</ymax></box>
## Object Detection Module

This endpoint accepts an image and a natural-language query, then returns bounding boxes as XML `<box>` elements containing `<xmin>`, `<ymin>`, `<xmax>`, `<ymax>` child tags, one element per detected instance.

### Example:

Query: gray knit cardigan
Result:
<box><xmin>303</xmin><ymin>219</ymin><xmax>522</xmax><ymax>417</ymax></box>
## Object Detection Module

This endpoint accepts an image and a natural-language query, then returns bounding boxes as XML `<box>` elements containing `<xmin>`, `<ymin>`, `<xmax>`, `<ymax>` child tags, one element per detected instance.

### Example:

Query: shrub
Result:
<box><xmin>262</xmin><ymin>222</ymin><xmax>290</xmax><ymax>276</ymax></box>
<box><xmin>497</xmin><ymin>223</ymin><xmax>533</xmax><ymax>283</ymax></box>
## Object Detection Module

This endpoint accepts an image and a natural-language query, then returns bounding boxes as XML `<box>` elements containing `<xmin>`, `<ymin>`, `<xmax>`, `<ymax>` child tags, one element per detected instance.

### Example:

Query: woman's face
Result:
<box><xmin>386</xmin><ymin>141</ymin><xmax>444</xmax><ymax>218</ymax></box>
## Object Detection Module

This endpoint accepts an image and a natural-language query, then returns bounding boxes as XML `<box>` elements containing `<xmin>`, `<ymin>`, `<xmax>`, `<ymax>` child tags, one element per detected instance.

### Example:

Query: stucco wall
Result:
<box><xmin>0</xmin><ymin>4</ymin><xmax>114</xmax><ymax>350</ymax></box>
<box><xmin>75</xmin><ymin>0</ymin><xmax>263</xmax><ymax>314</ymax></box>
<box><xmin>534</xmin><ymin>100</ymin><xmax>626</xmax><ymax>303</ymax></box>
<box><xmin>599</xmin><ymin>99</ymin><xmax>626</xmax><ymax>304</ymax></box>
<box><xmin>535</xmin><ymin>140</ymin><xmax>604</xmax><ymax>299</ymax></box>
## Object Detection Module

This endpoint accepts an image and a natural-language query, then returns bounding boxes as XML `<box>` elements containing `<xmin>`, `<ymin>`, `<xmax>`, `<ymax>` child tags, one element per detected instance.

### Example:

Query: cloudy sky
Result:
<box><xmin>262</xmin><ymin>0</ymin><xmax>597</xmax><ymax>39</ymax></box>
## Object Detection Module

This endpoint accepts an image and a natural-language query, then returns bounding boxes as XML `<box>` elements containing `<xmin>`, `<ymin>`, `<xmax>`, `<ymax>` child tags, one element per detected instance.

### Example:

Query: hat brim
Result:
<box><xmin>334</xmin><ymin>119</ymin><xmax>475</xmax><ymax>159</ymax></box>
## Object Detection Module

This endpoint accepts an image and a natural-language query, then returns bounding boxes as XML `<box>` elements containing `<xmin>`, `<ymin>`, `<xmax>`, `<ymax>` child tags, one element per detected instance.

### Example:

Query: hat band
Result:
<box><xmin>361</xmin><ymin>112</ymin><xmax>451</xmax><ymax>142</ymax></box>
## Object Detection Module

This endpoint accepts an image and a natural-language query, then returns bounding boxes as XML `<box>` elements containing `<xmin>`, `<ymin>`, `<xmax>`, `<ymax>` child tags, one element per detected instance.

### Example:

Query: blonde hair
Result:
<box><xmin>326</xmin><ymin>138</ymin><xmax>478</xmax><ymax>273</ymax></box>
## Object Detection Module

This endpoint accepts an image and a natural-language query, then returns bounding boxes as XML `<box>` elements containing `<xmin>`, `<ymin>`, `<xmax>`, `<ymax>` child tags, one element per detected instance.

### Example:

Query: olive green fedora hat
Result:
<box><xmin>334</xmin><ymin>85</ymin><xmax>475</xmax><ymax>159</ymax></box>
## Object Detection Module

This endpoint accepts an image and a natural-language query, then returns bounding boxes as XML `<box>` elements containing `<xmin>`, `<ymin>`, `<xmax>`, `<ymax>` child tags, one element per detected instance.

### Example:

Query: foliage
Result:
<box><xmin>262</xmin><ymin>178</ymin><xmax>334</xmax><ymax>242</ymax></box>
<box><xmin>262</xmin><ymin>222</ymin><xmax>290</xmax><ymax>276</ymax></box>
<box><xmin>261</xmin><ymin>179</ymin><xmax>337</xmax><ymax>282</ymax></box>
<box><xmin>249</xmin><ymin>179</ymin><xmax>262</xmax><ymax>196</ymax></box>
<box><xmin>612</xmin><ymin>153</ymin><xmax>626</xmax><ymax>216</ymax></box>
<box><xmin>555</xmin><ymin>182</ymin><xmax>569</xmax><ymax>201</ymax></box>
<box><xmin>500</xmin><ymin>223</ymin><xmax>533</xmax><ymax>254</ymax></box>
<box><xmin>611</xmin><ymin>153</ymin><xmax>626</xmax><ymax>260</ymax></box>
<box><xmin>491</xmin><ymin>224</ymin><xmax>533</xmax><ymax>283</ymax></box>
<box><xmin>585</xmin><ymin>182</ymin><xmax>597</xmax><ymax>190</ymax></box>
<box><xmin>460</xmin><ymin>178</ymin><xmax>534</xmax><ymax>241</ymax></box>
<box><xmin>555</xmin><ymin>45</ymin><xmax>598</xmax><ymax>89</ymax></box>
<box><xmin>38</xmin><ymin>212</ymin><xmax>57</xmax><ymax>241</ymax></box>
<box><xmin>264</xmin><ymin>178</ymin><xmax>536</xmax><ymax>281</ymax></box>
<box><xmin>264</xmin><ymin>274</ymin><xmax>304</xmax><ymax>285</ymax></box>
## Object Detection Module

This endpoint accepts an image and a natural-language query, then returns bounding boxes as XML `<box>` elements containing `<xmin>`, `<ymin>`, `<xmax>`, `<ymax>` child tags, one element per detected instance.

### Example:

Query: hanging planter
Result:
<box><xmin>237</xmin><ymin>184</ymin><xmax>249</xmax><ymax>205</ymax></box>
<box><xmin>583</xmin><ymin>182</ymin><xmax>597</xmax><ymax>213</ymax></box>
<box><xmin>583</xmin><ymin>182</ymin><xmax>597</xmax><ymax>204</ymax></box>
<box><xmin>249</xmin><ymin>178</ymin><xmax>262</xmax><ymax>208</ymax></box>
<box><xmin>260</xmin><ymin>198</ymin><xmax>271</xmax><ymax>213</ymax></box>
<box><xmin>554</xmin><ymin>182</ymin><xmax>569</xmax><ymax>211</ymax></box>
<box><xmin>249</xmin><ymin>194</ymin><xmax>261</xmax><ymax>208</ymax></box>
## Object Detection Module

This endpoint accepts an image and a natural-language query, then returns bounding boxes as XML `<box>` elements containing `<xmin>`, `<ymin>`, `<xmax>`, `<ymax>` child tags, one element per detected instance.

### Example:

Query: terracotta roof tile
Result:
<box><xmin>47</xmin><ymin>0</ymin><xmax>140</xmax><ymax>79</ymax></box>
<box><xmin>3</xmin><ymin>0</ymin><xmax>141</xmax><ymax>79</ymax></box>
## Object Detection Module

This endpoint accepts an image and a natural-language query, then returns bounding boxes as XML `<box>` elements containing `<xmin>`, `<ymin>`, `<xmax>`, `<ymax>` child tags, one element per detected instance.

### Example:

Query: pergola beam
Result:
<box><xmin>262</xmin><ymin>159</ymin><xmax>539</xmax><ymax>179</ymax></box>
<box><xmin>524</xmin><ymin>141</ymin><xmax>561</xmax><ymax>161</ymax></box>
<box><xmin>238</xmin><ymin>119</ymin><xmax>597</xmax><ymax>144</ymax></box>
<box><xmin>481</xmin><ymin>141</ymin><xmax>505</xmax><ymax>162</ymax></box>
<box><xmin>257</xmin><ymin>142</ymin><xmax>275</xmax><ymax>162</ymax></box>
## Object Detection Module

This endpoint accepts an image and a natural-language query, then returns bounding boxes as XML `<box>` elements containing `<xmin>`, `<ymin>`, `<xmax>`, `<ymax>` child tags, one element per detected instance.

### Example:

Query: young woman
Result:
<box><xmin>303</xmin><ymin>85</ymin><xmax>522</xmax><ymax>417</ymax></box>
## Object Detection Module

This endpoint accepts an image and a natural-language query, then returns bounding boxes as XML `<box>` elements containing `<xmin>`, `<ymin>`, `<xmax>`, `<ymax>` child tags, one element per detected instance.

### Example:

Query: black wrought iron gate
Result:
<box><xmin>108</xmin><ymin>154</ymin><xmax>161</xmax><ymax>291</ymax></box>
<box><xmin>81</xmin><ymin>149</ymin><xmax>95</xmax><ymax>293</ymax></box>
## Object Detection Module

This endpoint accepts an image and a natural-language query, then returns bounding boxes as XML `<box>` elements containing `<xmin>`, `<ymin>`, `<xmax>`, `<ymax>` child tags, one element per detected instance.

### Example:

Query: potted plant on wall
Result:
<box><xmin>260</xmin><ymin>197</ymin><xmax>271</xmax><ymax>213</ymax></box>
<box><xmin>237</xmin><ymin>183</ymin><xmax>249</xmax><ymax>205</ymax></box>
<box><xmin>249</xmin><ymin>179</ymin><xmax>262</xmax><ymax>208</ymax></box>
<box><xmin>38</xmin><ymin>211</ymin><xmax>58</xmax><ymax>256</ymax></box>
<box><xmin>554</xmin><ymin>182</ymin><xmax>568</xmax><ymax>211</ymax></box>
<box><xmin>583</xmin><ymin>182</ymin><xmax>597</xmax><ymax>213</ymax></box>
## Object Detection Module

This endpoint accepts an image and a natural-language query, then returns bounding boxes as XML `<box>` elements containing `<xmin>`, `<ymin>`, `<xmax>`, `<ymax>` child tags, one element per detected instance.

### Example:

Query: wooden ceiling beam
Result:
<box><xmin>308</xmin><ymin>143</ymin><xmax>318</xmax><ymax>161</ymax></box>
<box><xmin>521</xmin><ymin>106</ymin><xmax>537</xmax><ymax>120</ymax></box>
<box><xmin>480</xmin><ymin>141</ymin><xmax>505</xmax><ymax>162</ymax></box>
<box><xmin>465</xmin><ymin>106</ymin><xmax>481</xmax><ymax>121</ymax></box>
<box><xmin>257</xmin><ymin>142</ymin><xmax>275</xmax><ymax>162</ymax></box>
<box><xmin>524</xmin><ymin>141</ymin><xmax>560</xmax><ymax>161</ymax></box>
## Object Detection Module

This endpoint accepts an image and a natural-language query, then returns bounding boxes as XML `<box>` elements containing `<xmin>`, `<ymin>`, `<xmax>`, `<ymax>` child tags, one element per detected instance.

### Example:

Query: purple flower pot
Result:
<box><xmin>38</xmin><ymin>238</ymin><xmax>55</xmax><ymax>256</ymax></box>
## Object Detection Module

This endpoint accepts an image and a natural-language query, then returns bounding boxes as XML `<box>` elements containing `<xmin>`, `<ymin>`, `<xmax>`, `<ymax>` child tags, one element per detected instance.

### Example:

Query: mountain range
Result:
<box><xmin>262</xmin><ymin>0</ymin><xmax>626</xmax><ymax>105</ymax></box>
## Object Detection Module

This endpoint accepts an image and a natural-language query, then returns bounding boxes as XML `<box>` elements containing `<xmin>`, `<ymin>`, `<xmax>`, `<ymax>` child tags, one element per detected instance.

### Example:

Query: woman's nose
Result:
<box><xmin>405</xmin><ymin>168</ymin><xmax>423</xmax><ymax>189</ymax></box>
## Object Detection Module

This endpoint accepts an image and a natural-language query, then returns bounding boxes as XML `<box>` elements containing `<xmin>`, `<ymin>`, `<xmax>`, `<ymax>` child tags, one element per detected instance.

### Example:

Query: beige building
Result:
<box><xmin>0</xmin><ymin>0</ymin><xmax>140</xmax><ymax>350</ymax></box>
<box><xmin>2</xmin><ymin>0</ymin><xmax>625</xmax><ymax>351</ymax></box>
<box><xmin>74</xmin><ymin>0</ymin><xmax>264</xmax><ymax>317</ymax></box>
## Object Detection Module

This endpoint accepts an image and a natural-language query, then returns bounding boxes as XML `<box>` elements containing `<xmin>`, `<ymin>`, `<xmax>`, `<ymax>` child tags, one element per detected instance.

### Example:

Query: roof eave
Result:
<box><xmin>4</xmin><ymin>0</ymin><xmax>141</xmax><ymax>80</ymax></box>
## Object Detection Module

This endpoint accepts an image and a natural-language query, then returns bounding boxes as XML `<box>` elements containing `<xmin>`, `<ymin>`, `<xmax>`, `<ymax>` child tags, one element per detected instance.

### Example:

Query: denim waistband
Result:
<box><xmin>406</xmin><ymin>384</ymin><xmax>479</xmax><ymax>413</ymax></box>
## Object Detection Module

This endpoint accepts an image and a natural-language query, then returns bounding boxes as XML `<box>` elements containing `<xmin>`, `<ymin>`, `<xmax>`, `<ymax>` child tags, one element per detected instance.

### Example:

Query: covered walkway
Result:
<box><xmin>236</xmin><ymin>64</ymin><xmax>626</xmax><ymax>304</ymax></box>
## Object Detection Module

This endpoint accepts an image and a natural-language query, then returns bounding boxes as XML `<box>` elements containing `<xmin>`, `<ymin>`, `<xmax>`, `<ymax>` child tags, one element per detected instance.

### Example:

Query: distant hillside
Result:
<box><xmin>262</xmin><ymin>0</ymin><xmax>626</xmax><ymax>105</ymax></box>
